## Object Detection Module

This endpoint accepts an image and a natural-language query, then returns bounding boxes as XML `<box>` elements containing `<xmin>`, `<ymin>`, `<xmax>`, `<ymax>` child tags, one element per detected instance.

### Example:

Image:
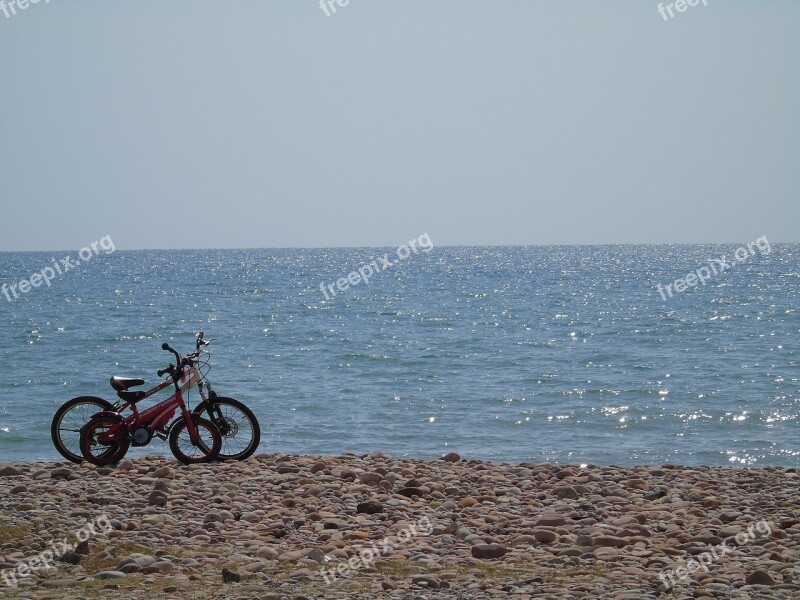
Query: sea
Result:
<box><xmin>0</xmin><ymin>244</ymin><xmax>797</xmax><ymax>467</ymax></box>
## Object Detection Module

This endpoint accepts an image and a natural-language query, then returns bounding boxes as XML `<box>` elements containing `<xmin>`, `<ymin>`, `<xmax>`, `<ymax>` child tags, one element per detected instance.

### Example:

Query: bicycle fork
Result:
<box><xmin>197</xmin><ymin>381</ymin><xmax>227</xmax><ymax>434</ymax></box>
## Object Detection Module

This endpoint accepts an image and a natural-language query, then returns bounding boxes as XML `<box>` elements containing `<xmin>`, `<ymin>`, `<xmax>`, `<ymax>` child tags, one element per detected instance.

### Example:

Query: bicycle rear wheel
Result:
<box><xmin>80</xmin><ymin>414</ymin><xmax>129</xmax><ymax>465</ymax></box>
<box><xmin>51</xmin><ymin>397</ymin><xmax>114</xmax><ymax>463</ymax></box>
<box><xmin>168</xmin><ymin>415</ymin><xmax>221</xmax><ymax>464</ymax></box>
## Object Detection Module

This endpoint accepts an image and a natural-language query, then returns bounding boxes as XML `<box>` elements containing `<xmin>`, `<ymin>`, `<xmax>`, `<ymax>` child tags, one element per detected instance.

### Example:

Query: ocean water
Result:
<box><xmin>0</xmin><ymin>245</ymin><xmax>797</xmax><ymax>467</ymax></box>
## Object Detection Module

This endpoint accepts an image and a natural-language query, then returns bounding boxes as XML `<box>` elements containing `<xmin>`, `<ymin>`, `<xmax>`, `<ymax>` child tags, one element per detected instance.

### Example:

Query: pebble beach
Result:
<box><xmin>1</xmin><ymin>453</ymin><xmax>798</xmax><ymax>599</ymax></box>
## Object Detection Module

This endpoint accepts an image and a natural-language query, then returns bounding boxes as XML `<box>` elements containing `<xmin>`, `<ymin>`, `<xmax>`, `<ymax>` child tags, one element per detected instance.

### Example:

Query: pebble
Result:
<box><xmin>148</xmin><ymin>490</ymin><xmax>168</xmax><ymax>507</ymax></box>
<box><xmin>471</xmin><ymin>544</ymin><xmax>509</xmax><ymax>559</ymax></box>
<box><xmin>533</xmin><ymin>529</ymin><xmax>558</xmax><ymax>543</ymax></box>
<box><xmin>746</xmin><ymin>570</ymin><xmax>776</xmax><ymax>585</ymax></box>
<box><xmin>357</xmin><ymin>501</ymin><xmax>384</xmax><ymax>514</ymax></box>
<box><xmin>537</xmin><ymin>514</ymin><xmax>568</xmax><ymax>527</ymax></box>
<box><xmin>152</xmin><ymin>466</ymin><xmax>171</xmax><ymax>478</ymax></box>
<box><xmin>553</xmin><ymin>485</ymin><xmax>579</xmax><ymax>499</ymax></box>
<box><xmin>95</xmin><ymin>571</ymin><xmax>127</xmax><ymax>579</ymax></box>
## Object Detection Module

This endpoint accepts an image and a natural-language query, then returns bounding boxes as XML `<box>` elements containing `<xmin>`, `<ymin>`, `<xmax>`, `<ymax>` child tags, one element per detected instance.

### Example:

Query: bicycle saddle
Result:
<box><xmin>110</xmin><ymin>376</ymin><xmax>145</xmax><ymax>391</ymax></box>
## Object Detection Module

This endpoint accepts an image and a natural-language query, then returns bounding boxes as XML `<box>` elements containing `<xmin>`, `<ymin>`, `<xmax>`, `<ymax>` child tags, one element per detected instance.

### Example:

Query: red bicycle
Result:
<box><xmin>79</xmin><ymin>342</ymin><xmax>221</xmax><ymax>465</ymax></box>
<box><xmin>52</xmin><ymin>332</ymin><xmax>260</xmax><ymax>463</ymax></box>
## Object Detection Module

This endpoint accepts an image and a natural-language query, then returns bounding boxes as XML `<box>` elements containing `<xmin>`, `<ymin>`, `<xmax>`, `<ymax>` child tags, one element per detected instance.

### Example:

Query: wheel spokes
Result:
<box><xmin>210</xmin><ymin>404</ymin><xmax>255</xmax><ymax>457</ymax></box>
<box><xmin>56</xmin><ymin>401</ymin><xmax>108</xmax><ymax>459</ymax></box>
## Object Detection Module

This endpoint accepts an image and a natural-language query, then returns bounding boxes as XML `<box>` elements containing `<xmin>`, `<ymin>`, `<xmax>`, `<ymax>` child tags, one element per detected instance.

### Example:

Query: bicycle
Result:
<box><xmin>80</xmin><ymin>341</ymin><xmax>222</xmax><ymax>465</ymax></box>
<box><xmin>52</xmin><ymin>332</ymin><xmax>260</xmax><ymax>462</ymax></box>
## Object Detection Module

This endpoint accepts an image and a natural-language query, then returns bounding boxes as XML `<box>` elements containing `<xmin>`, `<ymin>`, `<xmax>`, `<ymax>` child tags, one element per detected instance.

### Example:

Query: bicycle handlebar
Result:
<box><xmin>160</xmin><ymin>343</ymin><xmax>184</xmax><ymax>380</ymax></box>
<box><xmin>196</xmin><ymin>331</ymin><xmax>212</xmax><ymax>351</ymax></box>
<box><xmin>162</xmin><ymin>342</ymin><xmax>183</xmax><ymax>363</ymax></box>
<box><xmin>159</xmin><ymin>334</ymin><xmax>210</xmax><ymax>378</ymax></box>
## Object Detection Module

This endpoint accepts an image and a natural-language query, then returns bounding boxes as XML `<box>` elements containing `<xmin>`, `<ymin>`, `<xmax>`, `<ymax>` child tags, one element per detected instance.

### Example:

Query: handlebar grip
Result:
<box><xmin>162</xmin><ymin>342</ymin><xmax>182</xmax><ymax>363</ymax></box>
<box><xmin>157</xmin><ymin>367</ymin><xmax>171</xmax><ymax>377</ymax></box>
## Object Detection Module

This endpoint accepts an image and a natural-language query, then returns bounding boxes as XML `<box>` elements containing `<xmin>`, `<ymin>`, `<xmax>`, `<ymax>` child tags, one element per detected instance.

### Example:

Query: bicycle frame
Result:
<box><xmin>95</xmin><ymin>366</ymin><xmax>206</xmax><ymax>444</ymax></box>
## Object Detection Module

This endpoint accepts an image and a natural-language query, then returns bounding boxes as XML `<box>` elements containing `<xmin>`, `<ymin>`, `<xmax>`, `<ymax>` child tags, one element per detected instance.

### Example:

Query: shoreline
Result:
<box><xmin>3</xmin><ymin>451</ymin><xmax>794</xmax><ymax>470</ymax></box>
<box><xmin>1</xmin><ymin>453</ymin><xmax>798</xmax><ymax>599</ymax></box>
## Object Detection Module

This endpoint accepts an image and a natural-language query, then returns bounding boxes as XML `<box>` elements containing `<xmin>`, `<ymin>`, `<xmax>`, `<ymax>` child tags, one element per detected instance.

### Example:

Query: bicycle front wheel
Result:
<box><xmin>194</xmin><ymin>397</ymin><xmax>260</xmax><ymax>461</ymax></box>
<box><xmin>168</xmin><ymin>416</ymin><xmax>221</xmax><ymax>464</ymax></box>
<box><xmin>51</xmin><ymin>396</ymin><xmax>114</xmax><ymax>463</ymax></box>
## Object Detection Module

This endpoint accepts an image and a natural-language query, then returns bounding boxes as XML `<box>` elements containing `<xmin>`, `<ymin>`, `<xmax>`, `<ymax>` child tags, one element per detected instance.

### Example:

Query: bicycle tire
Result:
<box><xmin>193</xmin><ymin>397</ymin><xmax>260</xmax><ymax>461</ymax></box>
<box><xmin>51</xmin><ymin>396</ymin><xmax>114</xmax><ymax>463</ymax></box>
<box><xmin>80</xmin><ymin>414</ymin><xmax>129</xmax><ymax>466</ymax></box>
<box><xmin>168</xmin><ymin>415</ymin><xmax>221</xmax><ymax>464</ymax></box>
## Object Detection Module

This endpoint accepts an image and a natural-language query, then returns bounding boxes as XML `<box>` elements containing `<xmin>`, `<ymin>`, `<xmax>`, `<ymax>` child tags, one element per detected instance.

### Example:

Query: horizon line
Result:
<box><xmin>0</xmin><ymin>240</ymin><xmax>795</xmax><ymax>253</ymax></box>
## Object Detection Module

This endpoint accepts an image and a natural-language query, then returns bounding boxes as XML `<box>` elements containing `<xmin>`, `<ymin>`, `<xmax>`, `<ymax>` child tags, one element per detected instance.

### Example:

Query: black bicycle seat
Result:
<box><xmin>110</xmin><ymin>376</ymin><xmax>145</xmax><ymax>391</ymax></box>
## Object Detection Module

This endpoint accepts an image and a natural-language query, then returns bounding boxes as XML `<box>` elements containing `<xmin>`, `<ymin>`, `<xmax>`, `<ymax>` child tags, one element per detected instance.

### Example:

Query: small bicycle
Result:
<box><xmin>80</xmin><ymin>341</ymin><xmax>221</xmax><ymax>465</ymax></box>
<box><xmin>52</xmin><ymin>333</ymin><xmax>260</xmax><ymax>463</ymax></box>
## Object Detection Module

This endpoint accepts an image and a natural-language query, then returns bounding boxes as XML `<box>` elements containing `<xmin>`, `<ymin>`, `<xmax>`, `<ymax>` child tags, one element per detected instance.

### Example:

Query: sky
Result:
<box><xmin>0</xmin><ymin>0</ymin><xmax>798</xmax><ymax>251</ymax></box>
